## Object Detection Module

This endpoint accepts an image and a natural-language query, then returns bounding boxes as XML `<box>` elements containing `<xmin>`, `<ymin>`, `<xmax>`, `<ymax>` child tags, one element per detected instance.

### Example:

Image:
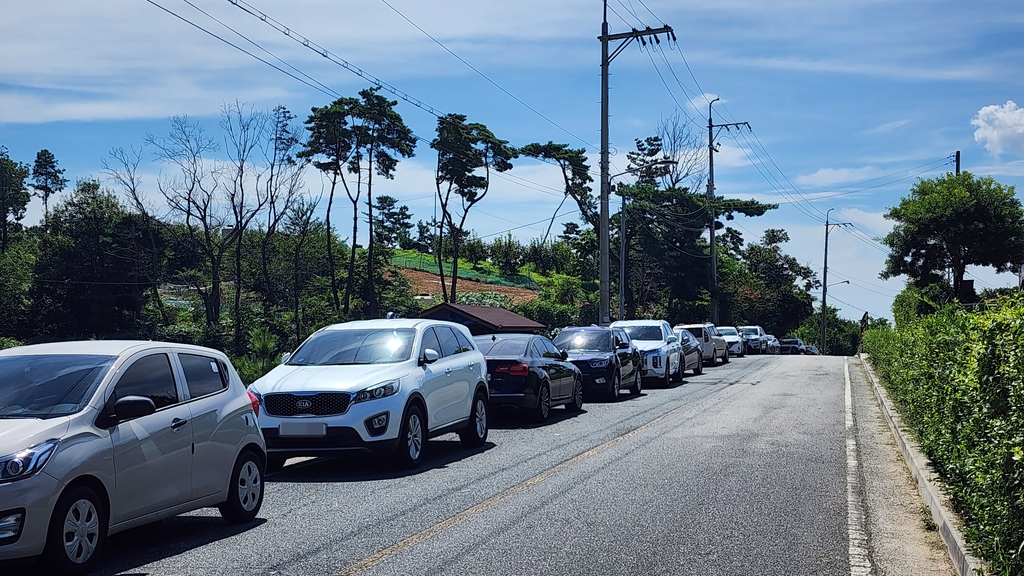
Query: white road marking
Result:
<box><xmin>846</xmin><ymin>359</ymin><xmax>873</xmax><ymax>575</ymax></box>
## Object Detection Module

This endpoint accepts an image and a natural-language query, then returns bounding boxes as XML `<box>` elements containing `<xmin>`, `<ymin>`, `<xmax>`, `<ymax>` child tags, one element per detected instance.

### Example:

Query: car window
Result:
<box><xmin>179</xmin><ymin>353</ymin><xmax>228</xmax><ymax>398</ymax></box>
<box><xmin>454</xmin><ymin>329</ymin><xmax>475</xmax><ymax>353</ymax></box>
<box><xmin>553</xmin><ymin>329</ymin><xmax>612</xmax><ymax>351</ymax></box>
<box><xmin>474</xmin><ymin>337</ymin><xmax>527</xmax><ymax>356</ymax></box>
<box><xmin>0</xmin><ymin>354</ymin><xmax>116</xmax><ymax>419</ymax></box>
<box><xmin>421</xmin><ymin>327</ymin><xmax>443</xmax><ymax>358</ymax></box>
<box><xmin>113</xmin><ymin>353</ymin><xmax>179</xmax><ymax>410</ymax></box>
<box><xmin>541</xmin><ymin>339</ymin><xmax>562</xmax><ymax>359</ymax></box>
<box><xmin>531</xmin><ymin>340</ymin><xmax>546</xmax><ymax>359</ymax></box>
<box><xmin>621</xmin><ymin>325</ymin><xmax>663</xmax><ymax>341</ymax></box>
<box><xmin>434</xmin><ymin>326</ymin><xmax>462</xmax><ymax>357</ymax></box>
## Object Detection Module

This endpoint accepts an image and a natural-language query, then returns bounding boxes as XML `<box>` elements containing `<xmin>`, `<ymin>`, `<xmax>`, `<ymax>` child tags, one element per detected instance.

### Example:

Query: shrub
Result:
<box><xmin>862</xmin><ymin>296</ymin><xmax>1024</xmax><ymax>574</ymax></box>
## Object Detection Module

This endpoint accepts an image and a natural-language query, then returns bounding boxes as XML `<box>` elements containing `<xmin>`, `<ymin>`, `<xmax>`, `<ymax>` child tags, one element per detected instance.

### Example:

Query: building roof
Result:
<box><xmin>419</xmin><ymin>303</ymin><xmax>545</xmax><ymax>335</ymax></box>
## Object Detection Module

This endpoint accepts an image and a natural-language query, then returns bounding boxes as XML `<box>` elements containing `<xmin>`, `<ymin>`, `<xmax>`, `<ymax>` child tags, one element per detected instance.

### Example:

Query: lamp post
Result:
<box><xmin>821</xmin><ymin>279</ymin><xmax>849</xmax><ymax>354</ymax></box>
<box><xmin>613</xmin><ymin>159</ymin><xmax>675</xmax><ymax>321</ymax></box>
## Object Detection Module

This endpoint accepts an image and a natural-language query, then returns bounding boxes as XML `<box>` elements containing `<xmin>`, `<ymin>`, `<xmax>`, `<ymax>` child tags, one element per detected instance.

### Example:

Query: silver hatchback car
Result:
<box><xmin>0</xmin><ymin>341</ymin><xmax>266</xmax><ymax>574</ymax></box>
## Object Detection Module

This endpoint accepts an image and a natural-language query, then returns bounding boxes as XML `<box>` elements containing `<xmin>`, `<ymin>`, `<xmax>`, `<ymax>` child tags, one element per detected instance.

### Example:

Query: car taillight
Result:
<box><xmin>247</xmin><ymin>390</ymin><xmax>261</xmax><ymax>415</ymax></box>
<box><xmin>495</xmin><ymin>364</ymin><xmax>530</xmax><ymax>377</ymax></box>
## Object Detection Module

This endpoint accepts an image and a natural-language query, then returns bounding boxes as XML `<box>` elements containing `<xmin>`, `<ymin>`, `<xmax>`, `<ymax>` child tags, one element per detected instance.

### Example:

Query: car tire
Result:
<box><xmin>630</xmin><ymin>371</ymin><xmax>642</xmax><ymax>395</ymax></box>
<box><xmin>460</xmin><ymin>391</ymin><xmax>489</xmax><ymax>448</ymax></box>
<box><xmin>693</xmin><ymin>355</ymin><xmax>703</xmax><ymax>375</ymax></box>
<box><xmin>532</xmin><ymin>382</ymin><xmax>551</xmax><ymax>423</ymax></box>
<box><xmin>609</xmin><ymin>373</ymin><xmax>621</xmax><ymax>401</ymax></box>
<box><xmin>662</xmin><ymin>365</ymin><xmax>672</xmax><ymax>388</ymax></box>
<box><xmin>395</xmin><ymin>404</ymin><xmax>426</xmax><ymax>469</ymax></box>
<box><xmin>565</xmin><ymin>376</ymin><xmax>584</xmax><ymax>412</ymax></box>
<box><xmin>43</xmin><ymin>485</ymin><xmax>106</xmax><ymax>575</ymax></box>
<box><xmin>219</xmin><ymin>449</ymin><xmax>264</xmax><ymax>524</ymax></box>
<box><xmin>266</xmin><ymin>456</ymin><xmax>286</xmax><ymax>474</ymax></box>
<box><xmin>722</xmin><ymin>349</ymin><xmax>729</xmax><ymax>364</ymax></box>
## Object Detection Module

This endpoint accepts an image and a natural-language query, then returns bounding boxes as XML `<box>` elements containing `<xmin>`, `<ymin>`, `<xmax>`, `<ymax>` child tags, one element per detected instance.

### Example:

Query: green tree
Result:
<box><xmin>489</xmin><ymin>234</ymin><xmax>524</xmax><ymax>276</ymax></box>
<box><xmin>732</xmin><ymin>229</ymin><xmax>818</xmax><ymax>336</ymax></box>
<box><xmin>519</xmin><ymin>142</ymin><xmax>594</xmax><ymax>241</ymax></box>
<box><xmin>30</xmin><ymin>149</ymin><xmax>68</xmax><ymax>225</ymax></box>
<box><xmin>0</xmin><ymin>147</ymin><xmax>30</xmax><ymax>254</ymax></box>
<box><xmin>789</xmin><ymin>304</ymin><xmax>860</xmax><ymax>356</ymax></box>
<box><xmin>373</xmin><ymin>194</ymin><xmax>414</xmax><ymax>249</ymax></box>
<box><xmin>882</xmin><ymin>171</ymin><xmax>1024</xmax><ymax>300</ymax></box>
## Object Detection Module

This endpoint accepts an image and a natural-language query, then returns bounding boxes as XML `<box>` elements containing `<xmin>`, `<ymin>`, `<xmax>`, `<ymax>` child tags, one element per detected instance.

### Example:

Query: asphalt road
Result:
<box><xmin>6</xmin><ymin>354</ymin><xmax>948</xmax><ymax>575</ymax></box>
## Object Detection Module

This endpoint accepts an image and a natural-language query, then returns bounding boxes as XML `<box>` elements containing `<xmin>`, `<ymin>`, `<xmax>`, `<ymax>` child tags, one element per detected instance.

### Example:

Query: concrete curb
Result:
<box><xmin>858</xmin><ymin>353</ymin><xmax>985</xmax><ymax>576</ymax></box>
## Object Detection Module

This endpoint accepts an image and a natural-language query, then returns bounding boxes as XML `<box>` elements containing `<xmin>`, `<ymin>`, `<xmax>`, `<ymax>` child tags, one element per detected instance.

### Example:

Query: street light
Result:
<box><xmin>614</xmin><ymin>159</ymin><xmax>675</xmax><ymax>321</ymax></box>
<box><xmin>828</xmin><ymin>280</ymin><xmax>850</xmax><ymax>288</ymax></box>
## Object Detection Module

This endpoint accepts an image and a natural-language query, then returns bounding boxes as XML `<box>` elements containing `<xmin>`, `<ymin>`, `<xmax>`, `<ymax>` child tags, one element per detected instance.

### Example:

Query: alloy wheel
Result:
<box><xmin>407</xmin><ymin>412</ymin><xmax>423</xmax><ymax>460</ymax></box>
<box><xmin>62</xmin><ymin>499</ymin><xmax>100</xmax><ymax>565</ymax></box>
<box><xmin>237</xmin><ymin>460</ymin><xmax>262</xmax><ymax>512</ymax></box>
<box><xmin>474</xmin><ymin>398</ymin><xmax>487</xmax><ymax>438</ymax></box>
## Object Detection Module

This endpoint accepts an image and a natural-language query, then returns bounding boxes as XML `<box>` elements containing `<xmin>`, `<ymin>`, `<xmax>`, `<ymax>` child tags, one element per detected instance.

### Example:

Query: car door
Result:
<box><xmin>613</xmin><ymin>329</ymin><xmax>634</xmax><ymax>382</ymax></box>
<box><xmin>418</xmin><ymin>327</ymin><xmax>450</xmax><ymax>430</ymax></box>
<box><xmin>539</xmin><ymin>338</ymin><xmax>570</xmax><ymax>399</ymax></box>
<box><xmin>432</xmin><ymin>326</ymin><xmax>473</xmax><ymax>428</ymax></box>
<box><xmin>174</xmin><ymin>351</ymin><xmax>236</xmax><ymax>501</ymax></box>
<box><xmin>661</xmin><ymin>322</ymin><xmax>679</xmax><ymax>374</ymax></box>
<box><xmin>106</xmin><ymin>350</ymin><xmax>194</xmax><ymax>524</ymax></box>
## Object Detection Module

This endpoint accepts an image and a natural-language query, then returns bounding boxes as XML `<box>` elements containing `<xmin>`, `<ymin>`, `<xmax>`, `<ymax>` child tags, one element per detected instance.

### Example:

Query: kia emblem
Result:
<box><xmin>295</xmin><ymin>399</ymin><xmax>313</xmax><ymax>410</ymax></box>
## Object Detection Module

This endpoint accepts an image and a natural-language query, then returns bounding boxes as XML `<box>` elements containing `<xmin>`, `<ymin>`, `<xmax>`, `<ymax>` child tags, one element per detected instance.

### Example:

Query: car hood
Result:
<box><xmin>566</xmin><ymin>351</ymin><xmax>615</xmax><ymax>363</ymax></box>
<box><xmin>631</xmin><ymin>340</ymin><xmax>665</xmax><ymax>352</ymax></box>
<box><xmin>722</xmin><ymin>335</ymin><xmax>742</xmax><ymax>343</ymax></box>
<box><xmin>251</xmin><ymin>363</ymin><xmax>412</xmax><ymax>394</ymax></box>
<box><xmin>0</xmin><ymin>417</ymin><xmax>71</xmax><ymax>457</ymax></box>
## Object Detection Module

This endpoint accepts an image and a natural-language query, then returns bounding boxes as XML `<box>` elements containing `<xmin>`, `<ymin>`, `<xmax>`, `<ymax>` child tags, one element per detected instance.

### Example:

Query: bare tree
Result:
<box><xmin>284</xmin><ymin>196</ymin><xmax>319</xmax><ymax>347</ymax></box>
<box><xmin>657</xmin><ymin>111</ymin><xmax>707</xmax><ymax>191</ymax></box>
<box><xmin>259</xmin><ymin>106</ymin><xmax>305</xmax><ymax>308</ymax></box>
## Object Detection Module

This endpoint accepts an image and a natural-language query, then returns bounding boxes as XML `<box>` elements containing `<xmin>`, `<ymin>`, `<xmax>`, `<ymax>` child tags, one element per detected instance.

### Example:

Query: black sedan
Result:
<box><xmin>475</xmin><ymin>333</ymin><xmax>583</xmax><ymax>423</ymax></box>
<box><xmin>779</xmin><ymin>338</ymin><xmax>807</xmax><ymax>354</ymax></box>
<box><xmin>552</xmin><ymin>326</ymin><xmax>641</xmax><ymax>400</ymax></box>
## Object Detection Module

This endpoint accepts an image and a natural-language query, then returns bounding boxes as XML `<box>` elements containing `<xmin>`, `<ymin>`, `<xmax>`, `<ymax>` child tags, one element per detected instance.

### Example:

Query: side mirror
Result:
<box><xmin>281</xmin><ymin>352</ymin><xmax>291</xmax><ymax>364</ymax></box>
<box><xmin>112</xmin><ymin>395</ymin><xmax>156</xmax><ymax>422</ymax></box>
<box><xmin>616</xmin><ymin>341</ymin><xmax>629</xmax><ymax>349</ymax></box>
<box><xmin>667</xmin><ymin>335</ymin><xmax>677</xmax><ymax>343</ymax></box>
<box><xmin>560</xmin><ymin>349</ymin><xmax>568</xmax><ymax>360</ymax></box>
<box><xmin>420</xmin><ymin>348</ymin><xmax>440</xmax><ymax>365</ymax></box>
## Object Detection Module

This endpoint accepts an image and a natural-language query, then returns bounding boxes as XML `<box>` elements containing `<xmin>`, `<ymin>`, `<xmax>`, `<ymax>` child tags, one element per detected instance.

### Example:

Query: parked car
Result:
<box><xmin>738</xmin><ymin>325</ymin><xmax>768</xmax><ymax>354</ymax></box>
<box><xmin>779</xmin><ymin>338</ymin><xmax>807</xmax><ymax>355</ymax></box>
<box><xmin>805</xmin><ymin>345</ymin><xmax>821</xmax><ymax>355</ymax></box>
<box><xmin>678</xmin><ymin>323</ymin><xmax>728</xmax><ymax>365</ymax></box>
<box><xmin>611</xmin><ymin>320</ymin><xmax>683</xmax><ymax>387</ymax></box>
<box><xmin>766</xmin><ymin>335</ymin><xmax>781</xmax><ymax>354</ymax></box>
<box><xmin>249</xmin><ymin>319</ymin><xmax>490</xmax><ymax>471</ymax></box>
<box><xmin>0</xmin><ymin>341</ymin><xmax>266</xmax><ymax>573</ymax></box>
<box><xmin>552</xmin><ymin>326</ymin><xmax>640</xmax><ymax>399</ymax></box>
<box><xmin>716</xmin><ymin>326</ymin><xmax>745</xmax><ymax>358</ymax></box>
<box><xmin>672</xmin><ymin>327</ymin><xmax>705</xmax><ymax>375</ymax></box>
<box><xmin>474</xmin><ymin>334</ymin><xmax>583</xmax><ymax>423</ymax></box>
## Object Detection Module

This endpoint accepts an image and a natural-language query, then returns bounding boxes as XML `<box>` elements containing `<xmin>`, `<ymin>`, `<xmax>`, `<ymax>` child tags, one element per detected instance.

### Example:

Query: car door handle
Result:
<box><xmin>171</xmin><ymin>418</ymin><xmax>188</xmax><ymax>430</ymax></box>
<box><xmin>445</xmin><ymin>367</ymin><xmax>453</xmax><ymax>376</ymax></box>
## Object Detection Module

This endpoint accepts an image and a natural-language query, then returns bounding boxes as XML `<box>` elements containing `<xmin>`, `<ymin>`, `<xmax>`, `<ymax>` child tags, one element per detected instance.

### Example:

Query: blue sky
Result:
<box><xmin>3</xmin><ymin>0</ymin><xmax>1024</xmax><ymax>322</ymax></box>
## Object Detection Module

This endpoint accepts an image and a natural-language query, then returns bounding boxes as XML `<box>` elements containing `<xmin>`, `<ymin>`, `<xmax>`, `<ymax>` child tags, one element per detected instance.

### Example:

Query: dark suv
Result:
<box><xmin>553</xmin><ymin>326</ymin><xmax>641</xmax><ymax>400</ymax></box>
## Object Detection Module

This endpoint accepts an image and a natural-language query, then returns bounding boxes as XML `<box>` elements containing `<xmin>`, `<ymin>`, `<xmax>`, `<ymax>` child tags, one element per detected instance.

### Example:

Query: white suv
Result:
<box><xmin>249</xmin><ymin>319</ymin><xmax>489</xmax><ymax>470</ymax></box>
<box><xmin>610</xmin><ymin>320</ymin><xmax>682</xmax><ymax>387</ymax></box>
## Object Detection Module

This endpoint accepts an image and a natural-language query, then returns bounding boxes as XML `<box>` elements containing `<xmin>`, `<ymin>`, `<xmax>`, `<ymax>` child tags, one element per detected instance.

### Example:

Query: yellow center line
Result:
<box><xmin>333</xmin><ymin>384</ymin><xmax>733</xmax><ymax>576</ymax></box>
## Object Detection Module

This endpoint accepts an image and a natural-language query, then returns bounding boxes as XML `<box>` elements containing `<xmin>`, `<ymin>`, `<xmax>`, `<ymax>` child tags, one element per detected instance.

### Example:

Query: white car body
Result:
<box><xmin>249</xmin><ymin>319</ymin><xmax>489</xmax><ymax>468</ymax></box>
<box><xmin>738</xmin><ymin>325</ymin><xmax>768</xmax><ymax>354</ymax></box>
<box><xmin>610</xmin><ymin>320</ymin><xmax>682</xmax><ymax>383</ymax></box>
<box><xmin>0</xmin><ymin>341</ymin><xmax>265</xmax><ymax>570</ymax></box>
<box><xmin>716</xmin><ymin>326</ymin><xmax>745</xmax><ymax>357</ymax></box>
<box><xmin>677</xmin><ymin>323</ymin><xmax>728</xmax><ymax>364</ymax></box>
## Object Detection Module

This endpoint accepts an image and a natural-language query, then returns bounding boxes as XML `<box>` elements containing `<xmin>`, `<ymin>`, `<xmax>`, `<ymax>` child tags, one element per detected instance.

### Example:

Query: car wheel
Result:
<box><xmin>566</xmin><ymin>376</ymin><xmax>584</xmax><ymax>412</ymax></box>
<box><xmin>630</xmin><ymin>371</ymin><xmax>642</xmax><ymax>395</ymax></box>
<box><xmin>722</xmin><ymin>349</ymin><xmax>730</xmax><ymax>364</ymax></box>
<box><xmin>266</xmin><ymin>456</ymin><xmax>286</xmax><ymax>474</ymax></box>
<box><xmin>219</xmin><ymin>449</ymin><xmax>264</xmax><ymax>524</ymax></box>
<box><xmin>693</xmin><ymin>355</ymin><xmax>703</xmax><ymax>375</ymax></box>
<box><xmin>43</xmin><ymin>485</ymin><xmax>106</xmax><ymax>575</ymax></box>
<box><xmin>609</xmin><ymin>373</ymin><xmax>621</xmax><ymax>401</ymax></box>
<box><xmin>532</xmin><ymin>382</ymin><xmax>551</xmax><ymax>423</ymax></box>
<box><xmin>662</xmin><ymin>365</ymin><xmax>672</xmax><ymax>388</ymax></box>
<box><xmin>395</xmin><ymin>404</ymin><xmax>425</xmax><ymax>469</ymax></box>
<box><xmin>460</xmin><ymin>391</ymin><xmax>489</xmax><ymax>448</ymax></box>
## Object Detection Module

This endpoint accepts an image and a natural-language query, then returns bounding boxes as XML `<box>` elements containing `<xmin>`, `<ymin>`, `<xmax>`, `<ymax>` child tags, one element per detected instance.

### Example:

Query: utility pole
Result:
<box><xmin>821</xmin><ymin>208</ymin><xmax>850</xmax><ymax>354</ymax></box>
<box><xmin>599</xmin><ymin>1</ymin><xmax>673</xmax><ymax>325</ymax></box>
<box><xmin>955</xmin><ymin>150</ymin><xmax>960</xmax><ymax>175</ymax></box>
<box><xmin>706</xmin><ymin>99</ymin><xmax>749</xmax><ymax>325</ymax></box>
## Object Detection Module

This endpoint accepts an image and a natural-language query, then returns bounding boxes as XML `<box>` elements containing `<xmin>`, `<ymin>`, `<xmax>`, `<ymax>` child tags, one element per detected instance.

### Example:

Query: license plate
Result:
<box><xmin>279</xmin><ymin>421</ymin><xmax>327</xmax><ymax>437</ymax></box>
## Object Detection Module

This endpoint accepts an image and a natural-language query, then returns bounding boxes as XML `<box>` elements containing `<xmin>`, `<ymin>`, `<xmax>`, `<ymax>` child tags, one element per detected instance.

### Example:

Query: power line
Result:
<box><xmin>375</xmin><ymin>0</ymin><xmax>599</xmax><ymax>152</ymax></box>
<box><xmin>479</xmin><ymin>208</ymin><xmax>582</xmax><ymax>239</ymax></box>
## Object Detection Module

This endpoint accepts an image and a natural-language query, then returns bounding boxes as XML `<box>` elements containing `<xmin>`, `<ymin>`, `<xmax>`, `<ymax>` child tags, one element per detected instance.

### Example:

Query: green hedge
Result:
<box><xmin>862</xmin><ymin>298</ymin><xmax>1024</xmax><ymax>574</ymax></box>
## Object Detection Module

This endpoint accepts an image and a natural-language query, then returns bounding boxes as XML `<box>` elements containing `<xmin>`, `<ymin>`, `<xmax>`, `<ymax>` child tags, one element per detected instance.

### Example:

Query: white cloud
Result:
<box><xmin>794</xmin><ymin>166</ymin><xmax>884</xmax><ymax>187</ymax></box>
<box><xmin>972</xmin><ymin>101</ymin><xmax>1024</xmax><ymax>158</ymax></box>
<box><xmin>863</xmin><ymin>119</ymin><xmax>909</xmax><ymax>135</ymax></box>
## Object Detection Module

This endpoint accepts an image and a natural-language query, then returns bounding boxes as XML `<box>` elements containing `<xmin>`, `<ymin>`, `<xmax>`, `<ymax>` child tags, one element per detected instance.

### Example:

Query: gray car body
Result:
<box><xmin>0</xmin><ymin>341</ymin><xmax>264</xmax><ymax>562</ymax></box>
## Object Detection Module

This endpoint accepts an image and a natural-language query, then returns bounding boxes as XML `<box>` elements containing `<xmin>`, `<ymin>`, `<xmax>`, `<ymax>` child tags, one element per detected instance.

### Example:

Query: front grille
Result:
<box><xmin>264</xmin><ymin>392</ymin><xmax>352</xmax><ymax>417</ymax></box>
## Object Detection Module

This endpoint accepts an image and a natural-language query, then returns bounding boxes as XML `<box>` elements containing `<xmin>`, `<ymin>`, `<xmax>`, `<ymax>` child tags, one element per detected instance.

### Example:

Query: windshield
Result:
<box><xmin>718</xmin><ymin>327</ymin><xmax>738</xmax><ymax>336</ymax></box>
<box><xmin>475</xmin><ymin>337</ymin><xmax>528</xmax><ymax>357</ymax></box>
<box><xmin>289</xmin><ymin>329</ymin><xmax>416</xmax><ymax>366</ymax></box>
<box><xmin>621</xmin><ymin>325</ymin><xmax>664</xmax><ymax>341</ymax></box>
<box><xmin>741</xmin><ymin>328</ymin><xmax>760</xmax><ymax>336</ymax></box>
<box><xmin>781</xmin><ymin>339</ymin><xmax>801</xmax><ymax>345</ymax></box>
<box><xmin>0</xmin><ymin>354</ymin><xmax>116</xmax><ymax>419</ymax></box>
<box><xmin>553</xmin><ymin>330</ymin><xmax>611</xmax><ymax>352</ymax></box>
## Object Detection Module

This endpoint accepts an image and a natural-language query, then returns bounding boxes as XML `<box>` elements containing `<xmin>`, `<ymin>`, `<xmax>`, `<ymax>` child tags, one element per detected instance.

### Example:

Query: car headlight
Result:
<box><xmin>0</xmin><ymin>439</ymin><xmax>59</xmax><ymax>484</ymax></box>
<box><xmin>352</xmin><ymin>380</ymin><xmax>400</xmax><ymax>404</ymax></box>
<box><xmin>589</xmin><ymin>359</ymin><xmax>609</xmax><ymax>368</ymax></box>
